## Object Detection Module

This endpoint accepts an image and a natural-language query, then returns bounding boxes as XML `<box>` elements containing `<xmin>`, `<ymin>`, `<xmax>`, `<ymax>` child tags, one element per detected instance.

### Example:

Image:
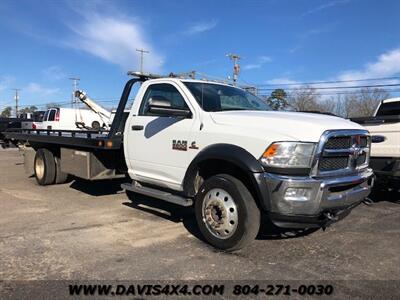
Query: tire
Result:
<box><xmin>34</xmin><ymin>148</ymin><xmax>56</xmax><ymax>186</ymax></box>
<box><xmin>54</xmin><ymin>156</ymin><xmax>69</xmax><ymax>184</ymax></box>
<box><xmin>195</xmin><ymin>174</ymin><xmax>260</xmax><ymax>251</ymax></box>
<box><xmin>91</xmin><ymin>121</ymin><xmax>101</xmax><ymax>130</ymax></box>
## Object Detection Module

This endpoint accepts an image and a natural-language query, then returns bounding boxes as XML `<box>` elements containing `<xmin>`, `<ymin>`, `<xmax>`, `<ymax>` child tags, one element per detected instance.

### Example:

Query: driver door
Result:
<box><xmin>126</xmin><ymin>82</ymin><xmax>197</xmax><ymax>190</ymax></box>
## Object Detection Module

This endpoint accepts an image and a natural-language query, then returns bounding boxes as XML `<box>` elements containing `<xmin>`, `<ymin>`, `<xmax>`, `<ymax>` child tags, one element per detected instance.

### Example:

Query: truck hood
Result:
<box><xmin>209</xmin><ymin>110</ymin><xmax>365</xmax><ymax>142</ymax></box>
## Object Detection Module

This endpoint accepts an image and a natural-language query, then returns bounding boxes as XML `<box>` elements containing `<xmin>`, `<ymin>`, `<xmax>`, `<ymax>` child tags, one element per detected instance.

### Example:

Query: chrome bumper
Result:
<box><xmin>264</xmin><ymin>168</ymin><xmax>374</xmax><ymax>226</ymax></box>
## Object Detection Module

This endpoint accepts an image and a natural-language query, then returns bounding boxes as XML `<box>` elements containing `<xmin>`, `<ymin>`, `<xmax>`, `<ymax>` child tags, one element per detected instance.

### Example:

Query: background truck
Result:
<box><xmin>0</xmin><ymin>116</ymin><xmax>30</xmax><ymax>148</ymax></box>
<box><xmin>21</xmin><ymin>110</ymin><xmax>45</xmax><ymax>130</ymax></box>
<box><xmin>40</xmin><ymin>107</ymin><xmax>108</xmax><ymax>131</ymax></box>
<box><xmin>352</xmin><ymin>98</ymin><xmax>400</xmax><ymax>190</ymax></box>
<box><xmin>4</xmin><ymin>72</ymin><xmax>374</xmax><ymax>250</ymax></box>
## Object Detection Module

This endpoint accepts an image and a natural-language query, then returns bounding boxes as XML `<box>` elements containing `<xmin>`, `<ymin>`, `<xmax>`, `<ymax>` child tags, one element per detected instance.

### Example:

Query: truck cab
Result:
<box><xmin>122</xmin><ymin>76</ymin><xmax>374</xmax><ymax>250</ymax></box>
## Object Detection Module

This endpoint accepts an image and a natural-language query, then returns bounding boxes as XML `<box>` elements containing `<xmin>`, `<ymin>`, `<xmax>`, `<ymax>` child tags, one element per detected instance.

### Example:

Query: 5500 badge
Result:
<box><xmin>172</xmin><ymin>140</ymin><xmax>199</xmax><ymax>151</ymax></box>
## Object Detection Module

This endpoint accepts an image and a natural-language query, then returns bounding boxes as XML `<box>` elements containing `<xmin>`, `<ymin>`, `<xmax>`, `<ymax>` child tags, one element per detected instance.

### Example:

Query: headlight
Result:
<box><xmin>260</xmin><ymin>142</ymin><xmax>316</xmax><ymax>168</ymax></box>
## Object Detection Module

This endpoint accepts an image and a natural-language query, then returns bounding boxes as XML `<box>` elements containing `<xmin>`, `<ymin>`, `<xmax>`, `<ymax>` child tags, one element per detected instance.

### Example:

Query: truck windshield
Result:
<box><xmin>184</xmin><ymin>82</ymin><xmax>271</xmax><ymax>112</ymax></box>
<box><xmin>376</xmin><ymin>101</ymin><xmax>400</xmax><ymax>116</ymax></box>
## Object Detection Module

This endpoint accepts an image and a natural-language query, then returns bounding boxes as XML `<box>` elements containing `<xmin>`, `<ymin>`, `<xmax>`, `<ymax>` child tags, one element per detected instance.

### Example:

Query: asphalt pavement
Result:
<box><xmin>1</xmin><ymin>148</ymin><xmax>399</xmax><ymax>297</ymax></box>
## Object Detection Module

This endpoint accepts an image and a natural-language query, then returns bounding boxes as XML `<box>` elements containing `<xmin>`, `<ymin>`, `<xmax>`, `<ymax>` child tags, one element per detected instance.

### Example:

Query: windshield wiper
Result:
<box><xmin>220</xmin><ymin>108</ymin><xmax>249</xmax><ymax>111</ymax></box>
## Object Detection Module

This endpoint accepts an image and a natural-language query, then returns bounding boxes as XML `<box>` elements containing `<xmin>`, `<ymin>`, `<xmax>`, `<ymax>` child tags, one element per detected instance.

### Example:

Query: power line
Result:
<box><xmin>258</xmin><ymin>89</ymin><xmax>400</xmax><ymax>97</ymax></box>
<box><xmin>256</xmin><ymin>76</ymin><xmax>400</xmax><ymax>87</ymax></box>
<box><xmin>257</xmin><ymin>83</ymin><xmax>400</xmax><ymax>91</ymax></box>
<box><xmin>258</xmin><ymin>87</ymin><xmax>400</xmax><ymax>97</ymax></box>
<box><xmin>0</xmin><ymin>100</ymin><xmax>16</xmax><ymax>107</ymax></box>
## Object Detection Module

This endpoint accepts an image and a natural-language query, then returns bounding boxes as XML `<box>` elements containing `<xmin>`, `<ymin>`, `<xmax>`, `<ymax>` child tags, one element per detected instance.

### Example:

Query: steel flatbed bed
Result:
<box><xmin>3</xmin><ymin>76</ymin><xmax>142</xmax><ymax>150</ymax></box>
<box><xmin>0</xmin><ymin>76</ymin><xmax>148</xmax><ymax>181</ymax></box>
<box><xmin>4</xmin><ymin>128</ymin><xmax>123</xmax><ymax>149</ymax></box>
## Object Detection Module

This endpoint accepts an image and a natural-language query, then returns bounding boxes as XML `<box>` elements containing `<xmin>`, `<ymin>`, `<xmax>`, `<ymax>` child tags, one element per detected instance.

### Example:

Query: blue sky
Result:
<box><xmin>0</xmin><ymin>0</ymin><xmax>400</xmax><ymax>110</ymax></box>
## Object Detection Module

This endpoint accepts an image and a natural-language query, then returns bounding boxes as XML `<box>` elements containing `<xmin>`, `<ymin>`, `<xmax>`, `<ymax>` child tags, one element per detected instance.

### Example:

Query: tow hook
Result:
<box><xmin>363</xmin><ymin>197</ymin><xmax>374</xmax><ymax>206</ymax></box>
<box><xmin>324</xmin><ymin>212</ymin><xmax>339</xmax><ymax>222</ymax></box>
<box><xmin>322</xmin><ymin>212</ymin><xmax>339</xmax><ymax>231</ymax></box>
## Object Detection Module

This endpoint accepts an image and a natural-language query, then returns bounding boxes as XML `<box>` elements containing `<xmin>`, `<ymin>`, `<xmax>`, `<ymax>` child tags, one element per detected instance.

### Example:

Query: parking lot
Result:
<box><xmin>1</xmin><ymin>148</ymin><xmax>400</xmax><ymax>290</ymax></box>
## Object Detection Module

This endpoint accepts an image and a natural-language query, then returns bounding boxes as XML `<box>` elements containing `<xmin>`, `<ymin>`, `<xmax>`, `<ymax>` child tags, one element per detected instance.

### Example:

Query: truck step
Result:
<box><xmin>121</xmin><ymin>182</ymin><xmax>193</xmax><ymax>207</ymax></box>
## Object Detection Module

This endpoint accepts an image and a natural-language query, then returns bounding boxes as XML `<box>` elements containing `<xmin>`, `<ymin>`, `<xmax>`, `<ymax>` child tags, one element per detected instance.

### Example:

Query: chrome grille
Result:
<box><xmin>319</xmin><ymin>157</ymin><xmax>349</xmax><ymax>171</ymax></box>
<box><xmin>324</xmin><ymin>137</ymin><xmax>351</xmax><ymax>149</ymax></box>
<box><xmin>313</xmin><ymin>130</ymin><xmax>370</xmax><ymax>176</ymax></box>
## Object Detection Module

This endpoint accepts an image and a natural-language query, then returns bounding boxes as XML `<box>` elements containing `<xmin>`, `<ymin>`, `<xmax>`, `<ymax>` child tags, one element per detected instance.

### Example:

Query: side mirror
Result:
<box><xmin>148</xmin><ymin>97</ymin><xmax>192</xmax><ymax>118</ymax></box>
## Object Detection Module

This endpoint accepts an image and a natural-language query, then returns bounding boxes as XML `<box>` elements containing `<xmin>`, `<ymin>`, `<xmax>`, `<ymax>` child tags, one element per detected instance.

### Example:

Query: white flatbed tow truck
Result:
<box><xmin>4</xmin><ymin>72</ymin><xmax>374</xmax><ymax>250</ymax></box>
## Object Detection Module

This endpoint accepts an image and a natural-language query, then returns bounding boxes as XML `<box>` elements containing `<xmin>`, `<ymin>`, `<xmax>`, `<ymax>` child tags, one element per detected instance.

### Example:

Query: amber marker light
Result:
<box><xmin>262</xmin><ymin>143</ymin><xmax>279</xmax><ymax>158</ymax></box>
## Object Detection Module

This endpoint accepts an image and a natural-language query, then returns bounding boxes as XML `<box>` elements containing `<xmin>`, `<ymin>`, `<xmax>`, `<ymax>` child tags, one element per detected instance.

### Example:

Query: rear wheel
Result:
<box><xmin>34</xmin><ymin>149</ymin><xmax>56</xmax><ymax>186</ymax></box>
<box><xmin>195</xmin><ymin>174</ymin><xmax>260</xmax><ymax>251</ymax></box>
<box><xmin>54</xmin><ymin>156</ymin><xmax>69</xmax><ymax>184</ymax></box>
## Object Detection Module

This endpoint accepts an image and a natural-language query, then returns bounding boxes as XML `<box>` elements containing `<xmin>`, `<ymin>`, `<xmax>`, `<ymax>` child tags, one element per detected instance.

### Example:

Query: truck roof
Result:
<box><xmin>382</xmin><ymin>97</ymin><xmax>400</xmax><ymax>104</ymax></box>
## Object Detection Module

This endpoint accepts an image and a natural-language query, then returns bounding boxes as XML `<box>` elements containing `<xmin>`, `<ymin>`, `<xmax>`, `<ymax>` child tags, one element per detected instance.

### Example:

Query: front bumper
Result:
<box><xmin>263</xmin><ymin>168</ymin><xmax>374</xmax><ymax>228</ymax></box>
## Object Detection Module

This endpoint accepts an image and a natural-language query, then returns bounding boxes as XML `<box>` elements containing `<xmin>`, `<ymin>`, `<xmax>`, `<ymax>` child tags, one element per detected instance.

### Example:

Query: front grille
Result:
<box><xmin>324</xmin><ymin>137</ymin><xmax>351</xmax><ymax>149</ymax></box>
<box><xmin>316</xmin><ymin>132</ymin><xmax>370</xmax><ymax>175</ymax></box>
<box><xmin>320</xmin><ymin>157</ymin><xmax>349</xmax><ymax>171</ymax></box>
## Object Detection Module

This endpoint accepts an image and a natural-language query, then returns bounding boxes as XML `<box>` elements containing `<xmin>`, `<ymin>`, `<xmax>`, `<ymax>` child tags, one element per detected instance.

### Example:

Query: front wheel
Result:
<box><xmin>195</xmin><ymin>174</ymin><xmax>260</xmax><ymax>251</ymax></box>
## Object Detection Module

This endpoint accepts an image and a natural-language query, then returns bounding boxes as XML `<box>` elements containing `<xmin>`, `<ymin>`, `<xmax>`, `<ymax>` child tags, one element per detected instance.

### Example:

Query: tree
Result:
<box><xmin>288</xmin><ymin>86</ymin><xmax>321</xmax><ymax>112</ymax></box>
<box><xmin>267</xmin><ymin>88</ymin><xmax>288</xmax><ymax>110</ymax></box>
<box><xmin>356</xmin><ymin>88</ymin><xmax>389</xmax><ymax>117</ymax></box>
<box><xmin>325</xmin><ymin>88</ymin><xmax>390</xmax><ymax>118</ymax></box>
<box><xmin>19</xmin><ymin>106</ymin><xmax>38</xmax><ymax>114</ymax></box>
<box><xmin>1</xmin><ymin>106</ymin><xmax>12</xmax><ymax>118</ymax></box>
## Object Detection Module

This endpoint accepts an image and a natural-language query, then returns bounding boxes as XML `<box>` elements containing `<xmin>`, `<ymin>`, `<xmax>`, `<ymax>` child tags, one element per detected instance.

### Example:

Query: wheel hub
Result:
<box><xmin>35</xmin><ymin>156</ymin><xmax>45</xmax><ymax>179</ymax></box>
<box><xmin>202</xmin><ymin>188</ymin><xmax>238</xmax><ymax>239</ymax></box>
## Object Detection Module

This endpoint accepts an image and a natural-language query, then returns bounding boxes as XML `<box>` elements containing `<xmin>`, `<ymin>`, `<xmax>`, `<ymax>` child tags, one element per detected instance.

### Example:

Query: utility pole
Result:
<box><xmin>12</xmin><ymin>89</ymin><xmax>20</xmax><ymax>117</ymax></box>
<box><xmin>69</xmin><ymin>77</ymin><xmax>80</xmax><ymax>108</ymax></box>
<box><xmin>136</xmin><ymin>48</ymin><xmax>149</xmax><ymax>74</ymax></box>
<box><xmin>226</xmin><ymin>53</ymin><xmax>241</xmax><ymax>85</ymax></box>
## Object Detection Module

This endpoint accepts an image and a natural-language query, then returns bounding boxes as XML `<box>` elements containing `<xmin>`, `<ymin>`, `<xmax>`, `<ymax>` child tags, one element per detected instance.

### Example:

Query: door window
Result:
<box><xmin>48</xmin><ymin>109</ymin><xmax>56</xmax><ymax>121</ymax></box>
<box><xmin>43</xmin><ymin>110</ymin><xmax>50</xmax><ymax>121</ymax></box>
<box><xmin>139</xmin><ymin>84</ymin><xmax>188</xmax><ymax>116</ymax></box>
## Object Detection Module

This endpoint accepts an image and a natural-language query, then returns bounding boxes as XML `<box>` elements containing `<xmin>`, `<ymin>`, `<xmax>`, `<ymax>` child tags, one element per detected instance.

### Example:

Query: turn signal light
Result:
<box><xmin>262</xmin><ymin>144</ymin><xmax>279</xmax><ymax>158</ymax></box>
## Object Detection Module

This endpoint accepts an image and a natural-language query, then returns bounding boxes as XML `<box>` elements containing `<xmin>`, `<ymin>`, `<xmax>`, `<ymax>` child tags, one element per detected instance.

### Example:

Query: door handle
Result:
<box><xmin>131</xmin><ymin>125</ymin><xmax>144</xmax><ymax>131</ymax></box>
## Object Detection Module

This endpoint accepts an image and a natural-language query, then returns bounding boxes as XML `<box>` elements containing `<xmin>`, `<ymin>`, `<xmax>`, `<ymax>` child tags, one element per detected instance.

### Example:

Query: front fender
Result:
<box><xmin>183</xmin><ymin>143</ymin><xmax>270</xmax><ymax>211</ymax></box>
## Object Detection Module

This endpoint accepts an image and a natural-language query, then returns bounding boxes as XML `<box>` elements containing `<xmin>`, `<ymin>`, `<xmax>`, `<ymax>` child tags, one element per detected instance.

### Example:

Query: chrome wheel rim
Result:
<box><xmin>202</xmin><ymin>188</ymin><xmax>238</xmax><ymax>239</ymax></box>
<box><xmin>35</xmin><ymin>156</ymin><xmax>45</xmax><ymax>179</ymax></box>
